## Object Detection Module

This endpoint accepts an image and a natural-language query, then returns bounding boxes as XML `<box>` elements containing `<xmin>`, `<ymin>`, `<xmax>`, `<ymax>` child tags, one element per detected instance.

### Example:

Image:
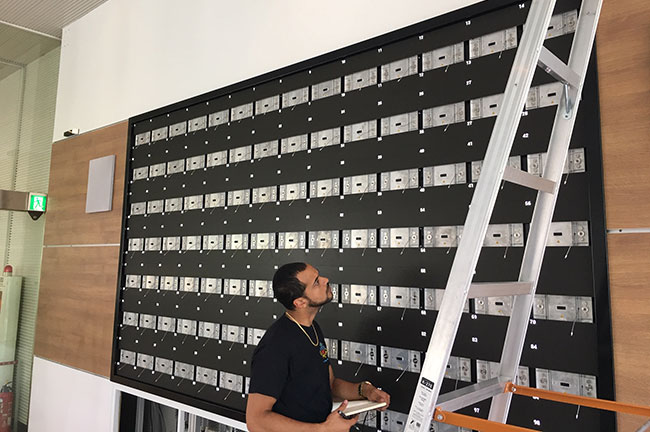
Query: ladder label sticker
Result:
<box><xmin>407</xmin><ymin>378</ymin><xmax>436</xmax><ymax>431</ymax></box>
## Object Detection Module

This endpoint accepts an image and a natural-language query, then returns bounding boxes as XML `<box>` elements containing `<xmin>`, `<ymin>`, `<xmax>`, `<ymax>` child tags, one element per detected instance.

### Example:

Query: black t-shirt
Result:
<box><xmin>249</xmin><ymin>314</ymin><xmax>332</xmax><ymax>423</ymax></box>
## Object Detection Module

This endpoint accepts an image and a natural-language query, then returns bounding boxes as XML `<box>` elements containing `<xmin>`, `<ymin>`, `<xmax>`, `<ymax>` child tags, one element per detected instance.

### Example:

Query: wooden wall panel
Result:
<box><xmin>43</xmin><ymin>121</ymin><xmax>128</xmax><ymax>246</ymax></box>
<box><xmin>598</xmin><ymin>1</ymin><xmax>650</xmax><ymax>430</ymax></box>
<box><xmin>607</xmin><ymin>233</ymin><xmax>650</xmax><ymax>432</ymax></box>
<box><xmin>34</xmin><ymin>246</ymin><xmax>119</xmax><ymax>377</ymax></box>
<box><xmin>597</xmin><ymin>0</ymin><xmax>650</xmax><ymax>230</ymax></box>
<box><xmin>36</xmin><ymin>121</ymin><xmax>127</xmax><ymax>377</ymax></box>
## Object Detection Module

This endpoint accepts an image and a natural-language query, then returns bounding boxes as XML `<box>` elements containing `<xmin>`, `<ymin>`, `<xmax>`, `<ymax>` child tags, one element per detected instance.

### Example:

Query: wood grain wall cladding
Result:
<box><xmin>34</xmin><ymin>246</ymin><xmax>119</xmax><ymax>377</ymax></box>
<box><xmin>597</xmin><ymin>0</ymin><xmax>650</xmax><ymax>230</ymax></box>
<box><xmin>607</xmin><ymin>233</ymin><xmax>650</xmax><ymax>432</ymax></box>
<box><xmin>597</xmin><ymin>1</ymin><xmax>650</xmax><ymax>429</ymax></box>
<box><xmin>44</xmin><ymin>121</ymin><xmax>128</xmax><ymax>246</ymax></box>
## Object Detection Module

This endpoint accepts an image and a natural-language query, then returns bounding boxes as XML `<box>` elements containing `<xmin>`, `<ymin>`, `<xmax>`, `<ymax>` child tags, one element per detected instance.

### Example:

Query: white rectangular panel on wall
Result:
<box><xmin>86</xmin><ymin>154</ymin><xmax>116</xmax><ymax>213</ymax></box>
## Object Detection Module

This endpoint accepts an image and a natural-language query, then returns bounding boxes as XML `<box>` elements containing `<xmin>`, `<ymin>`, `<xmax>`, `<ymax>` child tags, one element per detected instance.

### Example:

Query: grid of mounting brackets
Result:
<box><xmin>112</xmin><ymin>0</ymin><xmax>615</xmax><ymax>430</ymax></box>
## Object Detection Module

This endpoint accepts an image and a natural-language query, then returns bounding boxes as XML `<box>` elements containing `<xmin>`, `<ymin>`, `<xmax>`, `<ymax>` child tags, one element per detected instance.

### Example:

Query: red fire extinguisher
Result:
<box><xmin>0</xmin><ymin>267</ymin><xmax>17</xmax><ymax>432</ymax></box>
<box><xmin>0</xmin><ymin>383</ymin><xmax>13</xmax><ymax>432</ymax></box>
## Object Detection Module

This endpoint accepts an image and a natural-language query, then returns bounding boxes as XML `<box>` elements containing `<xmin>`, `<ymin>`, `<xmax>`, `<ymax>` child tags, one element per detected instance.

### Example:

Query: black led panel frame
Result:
<box><xmin>112</xmin><ymin>1</ymin><xmax>614</xmax><ymax>430</ymax></box>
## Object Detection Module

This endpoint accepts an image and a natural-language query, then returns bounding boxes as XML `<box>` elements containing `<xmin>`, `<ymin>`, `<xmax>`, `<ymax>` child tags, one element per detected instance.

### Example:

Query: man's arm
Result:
<box><xmin>246</xmin><ymin>393</ymin><xmax>358</xmax><ymax>432</ymax></box>
<box><xmin>329</xmin><ymin>366</ymin><xmax>391</xmax><ymax>409</ymax></box>
<box><xmin>329</xmin><ymin>365</ymin><xmax>362</xmax><ymax>401</ymax></box>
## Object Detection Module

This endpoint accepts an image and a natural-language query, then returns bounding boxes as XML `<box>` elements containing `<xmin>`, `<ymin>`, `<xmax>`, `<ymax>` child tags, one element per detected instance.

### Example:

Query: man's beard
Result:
<box><xmin>305</xmin><ymin>285</ymin><xmax>333</xmax><ymax>308</ymax></box>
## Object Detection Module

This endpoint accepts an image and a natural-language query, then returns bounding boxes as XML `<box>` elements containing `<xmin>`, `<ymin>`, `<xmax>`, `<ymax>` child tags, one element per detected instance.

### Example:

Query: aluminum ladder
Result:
<box><xmin>405</xmin><ymin>0</ymin><xmax>603</xmax><ymax>430</ymax></box>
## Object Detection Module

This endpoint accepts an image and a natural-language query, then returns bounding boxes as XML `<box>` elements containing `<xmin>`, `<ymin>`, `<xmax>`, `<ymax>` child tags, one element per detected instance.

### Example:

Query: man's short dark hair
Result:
<box><xmin>273</xmin><ymin>262</ymin><xmax>307</xmax><ymax>310</ymax></box>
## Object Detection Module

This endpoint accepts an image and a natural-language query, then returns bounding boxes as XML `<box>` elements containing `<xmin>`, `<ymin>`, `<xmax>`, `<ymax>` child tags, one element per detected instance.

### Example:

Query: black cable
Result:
<box><xmin>143</xmin><ymin>401</ymin><xmax>152</xmax><ymax>432</ymax></box>
<box><xmin>156</xmin><ymin>403</ymin><xmax>166</xmax><ymax>431</ymax></box>
<box><xmin>152</xmin><ymin>402</ymin><xmax>159</xmax><ymax>432</ymax></box>
<box><xmin>353</xmin><ymin>411</ymin><xmax>374</xmax><ymax>431</ymax></box>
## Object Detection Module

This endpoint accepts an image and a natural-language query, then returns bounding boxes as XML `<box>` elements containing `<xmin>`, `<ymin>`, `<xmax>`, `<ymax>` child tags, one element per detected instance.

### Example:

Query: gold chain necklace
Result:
<box><xmin>285</xmin><ymin>312</ymin><xmax>319</xmax><ymax>347</ymax></box>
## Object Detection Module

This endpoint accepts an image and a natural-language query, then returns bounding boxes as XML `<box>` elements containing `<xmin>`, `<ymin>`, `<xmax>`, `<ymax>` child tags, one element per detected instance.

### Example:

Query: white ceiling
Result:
<box><xmin>0</xmin><ymin>24</ymin><xmax>59</xmax><ymax>79</ymax></box>
<box><xmin>0</xmin><ymin>0</ymin><xmax>108</xmax><ymax>39</ymax></box>
<box><xmin>0</xmin><ymin>0</ymin><xmax>107</xmax><ymax>79</ymax></box>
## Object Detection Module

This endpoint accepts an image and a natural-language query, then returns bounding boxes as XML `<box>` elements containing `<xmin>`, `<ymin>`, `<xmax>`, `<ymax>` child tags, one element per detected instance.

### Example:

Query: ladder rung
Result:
<box><xmin>503</xmin><ymin>165</ymin><xmax>556</xmax><ymax>193</ymax></box>
<box><xmin>468</xmin><ymin>282</ymin><xmax>533</xmax><ymax>298</ymax></box>
<box><xmin>437</xmin><ymin>378</ymin><xmax>506</xmax><ymax>412</ymax></box>
<box><xmin>538</xmin><ymin>46</ymin><xmax>581</xmax><ymax>88</ymax></box>
<box><xmin>506</xmin><ymin>382</ymin><xmax>650</xmax><ymax>417</ymax></box>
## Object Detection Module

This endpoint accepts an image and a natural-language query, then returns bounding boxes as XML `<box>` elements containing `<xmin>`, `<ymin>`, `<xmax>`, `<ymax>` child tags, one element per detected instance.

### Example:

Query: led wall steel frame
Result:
<box><xmin>112</xmin><ymin>0</ymin><xmax>614</xmax><ymax>430</ymax></box>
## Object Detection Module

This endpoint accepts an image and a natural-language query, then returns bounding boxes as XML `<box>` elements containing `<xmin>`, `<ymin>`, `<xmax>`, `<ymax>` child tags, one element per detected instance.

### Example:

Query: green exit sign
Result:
<box><xmin>28</xmin><ymin>193</ymin><xmax>47</xmax><ymax>212</ymax></box>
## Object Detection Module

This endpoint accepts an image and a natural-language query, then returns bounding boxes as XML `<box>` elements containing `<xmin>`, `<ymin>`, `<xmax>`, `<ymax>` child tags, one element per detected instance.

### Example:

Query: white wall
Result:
<box><xmin>53</xmin><ymin>0</ymin><xmax>481</xmax><ymax>140</ymax></box>
<box><xmin>29</xmin><ymin>357</ymin><xmax>248</xmax><ymax>432</ymax></box>
<box><xmin>42</xmin><ymin>1</ymin><xmax>481</xmax><ymax>430</ymax></box>
<box><xmin>28</xmin><ymin>357</ymin><xmax>119</xmax><ymax>432</ymax></box>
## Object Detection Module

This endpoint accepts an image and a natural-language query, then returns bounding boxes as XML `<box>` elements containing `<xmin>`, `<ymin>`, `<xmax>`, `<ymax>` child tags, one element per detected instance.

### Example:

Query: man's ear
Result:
<box><xmin>293</xmin><ymin>297</ymin><xmax>307</xmax><ymax>309</ymax></box>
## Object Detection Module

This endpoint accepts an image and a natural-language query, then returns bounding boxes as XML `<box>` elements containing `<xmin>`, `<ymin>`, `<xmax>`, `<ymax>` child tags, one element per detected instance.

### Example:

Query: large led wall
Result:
<box><xmin>112</xmin><ymin>0</ymin><xmax>615</xmax><ymax>430</ymax></box>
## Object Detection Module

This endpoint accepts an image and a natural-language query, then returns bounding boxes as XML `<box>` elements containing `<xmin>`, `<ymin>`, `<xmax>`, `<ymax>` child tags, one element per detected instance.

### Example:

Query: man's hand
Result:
<box><xmin>320</xmin><ymin>400</ymin><xmax>358</xmax><ymax>431</ymax></box>
<box><xmin>363</xmin><ymin>384</ymin><xmax>391</xmax><ymax>411</ymax></box>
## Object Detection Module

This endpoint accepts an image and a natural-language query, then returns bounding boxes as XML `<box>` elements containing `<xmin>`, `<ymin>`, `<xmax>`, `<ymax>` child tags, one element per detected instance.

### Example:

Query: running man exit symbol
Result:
<box><xmin>28</xmin><ymin>193</ymin><xmax>47</xmax><ymax>212</ymax></box>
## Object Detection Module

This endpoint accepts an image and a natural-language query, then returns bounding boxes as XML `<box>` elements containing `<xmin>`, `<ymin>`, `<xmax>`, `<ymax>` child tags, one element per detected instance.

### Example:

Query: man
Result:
<box><xmin>246</xmin><ymin>262</ymin><xmax>391</xmax><ymax>432</ymax></box>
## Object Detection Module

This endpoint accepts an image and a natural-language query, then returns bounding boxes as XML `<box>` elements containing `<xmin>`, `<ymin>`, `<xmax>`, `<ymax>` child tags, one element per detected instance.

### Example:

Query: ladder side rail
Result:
<box><xmin>488</xmin><ymin>0</ymin><xmax>604</xmax><ymax>422</ymax></box>
<box><xmin>405</xmin><ymin>1</ymin><xmax>557</xmax><ymax>430</ymax></box>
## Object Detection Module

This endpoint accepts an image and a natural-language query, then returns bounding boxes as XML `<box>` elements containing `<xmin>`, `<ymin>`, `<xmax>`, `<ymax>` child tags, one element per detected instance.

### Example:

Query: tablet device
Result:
<box><xmin>337</xmin><ymin>400</ymin><xmax>387</xmax><ymax>419</ymax></box>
